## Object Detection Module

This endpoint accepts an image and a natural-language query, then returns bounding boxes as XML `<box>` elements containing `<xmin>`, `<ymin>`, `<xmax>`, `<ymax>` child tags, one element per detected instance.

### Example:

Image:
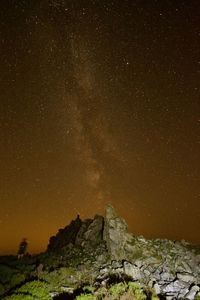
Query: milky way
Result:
<box><xmin>0</xmin><ymin>0</ymin><xmax>199</xmax><ymax>254</ymax></box>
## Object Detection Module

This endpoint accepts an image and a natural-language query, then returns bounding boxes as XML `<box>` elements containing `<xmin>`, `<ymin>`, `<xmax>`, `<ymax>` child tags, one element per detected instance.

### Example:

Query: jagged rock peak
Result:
<box><xmin>75</xmin><ymin>214</ymin><xmax>104</xmax><ymax>247</ymax></box>
<box><xmin>103</xmin><ymin>204</ymin><xmax>135</xmax><ymax>260</ymax></box>
<box><xmin>47</xmin><ymin>214</ymin><xmax>83</xmax><ymax>251</ymax></box>
<box><xmin>44</xmin><ymin>205</ymin><xmax>200</xmax><ymax>299</ymax></box>
<box><xmin>104</xmin><ymin>204</ymin><xmax>128</xmax><ymax>228</ymax></box>
<box><xmin>47</xmin><ymin>212</ymin><xmax>106</xmax><ymax>252</ymax></box>
<box><xmin>47</xmin><ymin>204</ymin><xmax>133</xmax><ymax>255</ymax></box>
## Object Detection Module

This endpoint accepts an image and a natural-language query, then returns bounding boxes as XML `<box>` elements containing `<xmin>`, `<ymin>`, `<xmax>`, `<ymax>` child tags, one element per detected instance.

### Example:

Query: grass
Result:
<box><xmin>75</xmin><ymin>281</ymin><xmax>159</xmax><ymax>300</ymax></box>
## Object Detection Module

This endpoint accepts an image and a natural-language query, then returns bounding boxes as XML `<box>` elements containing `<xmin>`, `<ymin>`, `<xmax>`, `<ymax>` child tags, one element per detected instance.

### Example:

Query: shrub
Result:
<box><xmin>40</xmin><ymin>267</ymin><xmax>76</xmax><ymax>290</ymax></box>
<box><xmin>0</xmin><ymin>265</ymin><xmax>27</xmax><ymax>296</ymax></box>
<box><xmin>10</xmin><ymin>273</ymin><xmax>26</xmax><ymax>287</ymax></box>
<box><xmin>15</xmin><ymin>280</ymin><xmax>51</xmax><ymax>300</ymax></box>
<box><xmin>75</xmin><ymin>282</ymin><xmax>148</xmax><ymax>300</ymax></box>
<box><xmin>109</xmin><ymin>282</ymin><xmax>128</xmax><ymax>298</ymax></box>
<box><xmin>83</xmin><ymin>285</ymin><xmax>95</xmax><ymax>294</ymax></box>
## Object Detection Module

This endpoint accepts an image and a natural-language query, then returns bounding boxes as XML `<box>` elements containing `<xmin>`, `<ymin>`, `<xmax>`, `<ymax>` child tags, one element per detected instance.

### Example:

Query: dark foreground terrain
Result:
<box><xmin>0</xmin><ymin>205</ymin><xmax>200</xmax><ymax>300</ymax></box>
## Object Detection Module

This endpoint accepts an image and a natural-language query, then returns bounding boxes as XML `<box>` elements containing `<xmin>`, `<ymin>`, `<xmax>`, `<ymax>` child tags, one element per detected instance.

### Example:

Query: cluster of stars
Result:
<box><xmin>0</xmin><ymin>0</ymin><xmax>199</xmax><ymax>254</ymax></box>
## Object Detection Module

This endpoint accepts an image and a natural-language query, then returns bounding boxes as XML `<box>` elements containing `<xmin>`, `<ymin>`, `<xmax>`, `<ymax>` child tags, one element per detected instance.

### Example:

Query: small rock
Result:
<box><xmin>143</xmin><ymin>269</ymin><xmax>151</xmax><ymax>276</ymax></box>
<box><xmin>160</xmin><ymin>271</ymin><xmax>173</xmax><ymax>281</ymax></box>
<box><xmin>134</xmin><ymin>260</ymin><xmax>144</xmax><ymax>268</ymax></box>
<box><xmin>111</xmin><ymin>260</ymin><xmax>123</xmax><ymax>269</ymax></box>
<box><xmin>153</xmin><ymin>283</ymin><xmax>161</xmax><ymax>294</ymax></box>
<box><xmin>185</xmin><ymin>285</ymin><xmax>200</xmax><ymax>300</ymax></box>
<box><xmin>123</xmin><ymin>261</ymin><xmax>143</xmax><ymax>280</ymax></box>
<box><xmin>162</xmin><ymin>279</ymin><xmax>187</xmax><ymax>295</ymax></box>
<box><xmin>176</xmin><ymin>272</ymin><xmax>196</xmax><ymax>283</ymax></box>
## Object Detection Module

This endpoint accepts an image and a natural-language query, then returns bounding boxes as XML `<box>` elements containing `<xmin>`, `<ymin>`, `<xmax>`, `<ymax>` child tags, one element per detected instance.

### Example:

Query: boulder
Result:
<box><xmin>123</xmin><ymin>261</ymin><xmax>143</xmax><ymax>280</ymax></box>
<box><xmin>185</xmin><ymin>285</ymin><xmax>199</xmax><ymax>300</ymax></box>
<box><xmin>162</xmin><ymin>279</ymin><xmax>189</xmax><ymax>297</ymax></box>
<box><xmin>47</xmin><ymin>215</ymin><xmax>82</xmax><ymax>251</ymax></box>
<box><xmin>75</xmin><ymin>219</ymin><xmax>92</xmax><ymax>246</ymax></box>
<box><xmin>176</xmin><ymin>272</ymin><xmax>196</xmax><ymax>283</ymax></box>
<box><xmin>103</xmin><ymin>204</ymin><xmax>134</xmax><ymax>260</ymax></box>
<box><xmin>83</xmin><ymin>215</ymin><xmax>104</xmax><ymax>245</ymax></box>
<box><xmin>153</xmin><ymin>283</ymin><xmax>161</xmax><ymax>295</ymax></box>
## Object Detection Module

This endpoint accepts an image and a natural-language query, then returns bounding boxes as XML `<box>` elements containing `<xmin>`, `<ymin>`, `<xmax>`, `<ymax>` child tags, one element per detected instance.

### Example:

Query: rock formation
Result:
<box><xmin>1</xmin><ymin>205</ymin><xmax>199</xmax><ymax>299</ymax></box>
<box><xmin>103</xmin><ymin>204</ymin><xmax>135</xmax><ymax>260</ymax></box>
<box><xmin>45</xmin><ymin>205</ymin><xmax>200</xmax><ymax>299</ymax></box>
<box><xmin>47</xmin><ymin>214</ymin><xmax>82</xmax><ymax>251</ymax></box>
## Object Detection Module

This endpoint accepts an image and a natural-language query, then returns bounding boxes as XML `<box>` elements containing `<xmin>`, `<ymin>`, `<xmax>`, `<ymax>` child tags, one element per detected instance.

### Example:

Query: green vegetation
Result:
<box><xmin>77</xmin><ymin>294</ymin><xmax>95</xmax><ymax>300</ymax></box>
<box><xmin>4</xmin><ymin>294</ymin><xmax>34</xmax><ymax>300</ymax></box>
<box><xmin>75</xmin><ymin>281</ymin><xmax>159</xmax><ymax>300</ymax></box>
<box><xmin>17</xmin><ymin>281</ymin><xmax>51</xmax><ymax>299</ymax></box>
<box><xmin>4</xmin><ymin>281</ymin><xmax>51</xmax><ymax>300</ymax></box>
<box><xmin>127</xmin><ymin>282</ymin><xmax>147</xmax><ymax>299</ymax></box>
<box><xmin>0</xmin><ymin>256</ymin><xmax>161</xmax><ymax>300</ymax></box>
<box><xmin>39</xmin><ymin>266</ymin><xmax>76</xmax><ymax>288</ymax></box>
<box><xmin>5</xmin><ymin>280</ymin><xmax>152</xmax><ymax>300</ymax></box>
<box><xmin>109</xmin><ymin>282</ymin><xmax>128</xmax><ymax>297</ymax></box>
<box><xmin>83</xmin><ymin>285</ymin><xmax>96</xmax><ymax>294</ymax></box>
<box><xmin>0</xmin><ymin>264</ymin><xmax>27</xmax><ymax>296</ymax></box>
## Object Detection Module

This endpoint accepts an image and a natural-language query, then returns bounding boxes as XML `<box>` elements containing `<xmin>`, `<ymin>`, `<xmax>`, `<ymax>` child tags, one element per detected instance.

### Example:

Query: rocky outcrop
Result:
<box><xmin>75</xmin><ymin>215</ymin><xmax>104</xmax><ymax>247</ymax></box>
<box><xmin>84</xmin><ymin>215</ymin><xmax>104</xmax><ymax>245</ymax></box>
<box><xmin>46</xmin><ymin>205</ymin><xmax>200</xmax><ymax>299</ymax></box>
<box><xmin>103</xmin><ymin>204</ymin><xmax>134</xmax><ymax>260</ymax></box>
<box><xmin>2</xmin><ymin>205</ymin><xmax>199</xmax><ymax>299</ymax></box>
<box><xmin>47</xmin><ymin>214</ymin><xmax>105</xmax><ymax>252</ymax></box>
<box><xmin>96</xmin><ymin>259</ymin><xmax>200</xmax><ymax>300</ymax></box>
<box><xmin>101</xmin><ymin>206</ymin><xmax>200</xmax><ymax>299</ymax></box>
<box><xmin>47</xmin><ymin>215</ymin><xmax>82</xmax><ymax>251</ymax></box>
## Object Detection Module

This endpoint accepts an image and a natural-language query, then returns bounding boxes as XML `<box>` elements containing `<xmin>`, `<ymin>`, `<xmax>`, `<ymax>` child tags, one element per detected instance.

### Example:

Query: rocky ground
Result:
<box><xmin>0</xmin><ymin>205</ymin><xmax>200</xmax><ymax>299</ymax></box>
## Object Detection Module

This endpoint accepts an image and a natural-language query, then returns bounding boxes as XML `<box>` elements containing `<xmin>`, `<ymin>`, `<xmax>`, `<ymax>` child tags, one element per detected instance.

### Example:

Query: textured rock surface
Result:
<box><xmin>47</xmin><ymin>215</ymin><xmax>82</xmax><ymax>251</ymax></box>
<box><xmin>45</xmin><ymin>204</ymin><xmax>200</xmax><ymax>299</ymax></box>
<box><xmin>103</xmin><ymin>204</ymin><xmax>134</xmax><ymax>260</ymax></box>
<box><xmin>48</xmin><ymin>214</ymin><xmax>104</xmax><ymax>251</ymax></box>
<box><xmin>84</xmin><ymin>215</ymin><xmax>104</xmax><ymax>245</ymax></box>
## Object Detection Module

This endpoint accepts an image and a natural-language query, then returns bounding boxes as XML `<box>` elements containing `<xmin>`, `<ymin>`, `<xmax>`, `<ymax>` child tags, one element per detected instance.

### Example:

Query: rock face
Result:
<box><xmin>75</xmin><ymin>215</ymin><xmax>104</xmax><ymax>247</ymax></box>
<box><xmin>84</xmin><ymin>215</ymin><xmax>104</xmax><ymax>245</ymax></box>
<box><xmin>46</xmin><ymin>205</ymin><xmax>200</xmax><ymax>299</ymax></box>
<box><xmin>47</xmin><ymin>215</ymin><xmax>82</xmax><ymax>251</ymax></box>
<box><xmin>103</xmin><ymin>204</ymin><xmax>134</xmax><ymax>260</ymax></box>
<box><xmin>48</xmin><ymin>214</ymin><xmax>104</xmax><ymax>251</ymax></box>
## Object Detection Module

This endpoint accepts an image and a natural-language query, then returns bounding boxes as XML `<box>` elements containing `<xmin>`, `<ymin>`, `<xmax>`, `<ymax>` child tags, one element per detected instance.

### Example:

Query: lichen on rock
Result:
<box><xmin>103</xmin><ymin>204</ymin><xmax>135</xmax><ymax>260</ymax></box>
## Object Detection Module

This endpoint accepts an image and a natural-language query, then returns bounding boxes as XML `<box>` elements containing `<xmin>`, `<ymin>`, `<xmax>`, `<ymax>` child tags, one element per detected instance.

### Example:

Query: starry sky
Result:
<box><xmin>0</xmin><ymin>0</ymin><xmax>200</xmax><ymax>254</ymax></box>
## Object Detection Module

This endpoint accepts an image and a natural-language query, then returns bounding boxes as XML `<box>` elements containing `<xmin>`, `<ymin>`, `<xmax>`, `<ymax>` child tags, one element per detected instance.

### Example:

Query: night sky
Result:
<box><xmin>0</xmin><ymin>0</ymin><xmax>200</xmax><ymax>254</ymax></box>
